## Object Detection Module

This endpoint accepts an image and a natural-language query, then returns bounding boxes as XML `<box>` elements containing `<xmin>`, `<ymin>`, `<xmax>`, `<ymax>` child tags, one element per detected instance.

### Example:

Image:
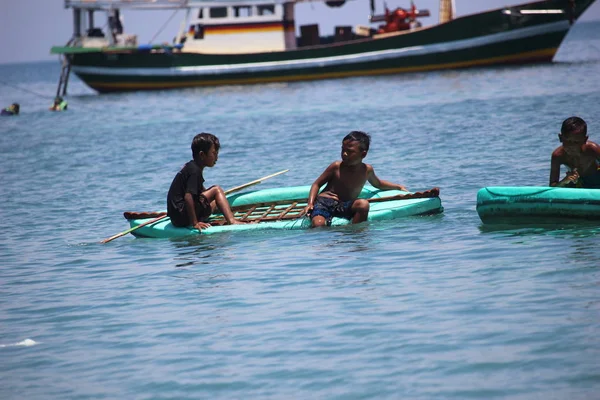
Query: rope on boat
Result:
<box><xmin>149</xmin><ymin>9</ymin><xmax>182</xmax><ymax>44</ymax></box>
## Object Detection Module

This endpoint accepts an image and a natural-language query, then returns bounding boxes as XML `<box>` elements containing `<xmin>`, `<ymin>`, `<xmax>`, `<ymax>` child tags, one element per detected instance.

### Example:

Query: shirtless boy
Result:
<box><xmin>550</xmin><ymin>117</ymin><xmax>600</xmax><ymax>188</ymax></box>
<box><xmin>304</xmin><ymin>131</ymin><xmax>408</xmax><ymax>227</ymax></box>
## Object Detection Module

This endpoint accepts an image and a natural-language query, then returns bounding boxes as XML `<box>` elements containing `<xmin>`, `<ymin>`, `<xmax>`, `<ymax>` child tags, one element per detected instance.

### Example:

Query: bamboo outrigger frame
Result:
<box><xmin>225</xmin><ymin>199</ymin><xmax>308</xmax><ymax>224</ymax></box>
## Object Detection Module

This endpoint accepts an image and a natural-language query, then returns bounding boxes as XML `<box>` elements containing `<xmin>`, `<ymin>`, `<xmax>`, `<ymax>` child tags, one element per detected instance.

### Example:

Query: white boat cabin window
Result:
<box><xmin>193</xmin><ymin>4</ymin><xmax>280</xmax><ymax>24</ymax></box>
<box><xmin>257</xmin><ymin>5</ymin><xmax>275</xmax><ymax>15</ymax></box>
<box><xmin>209</xmin><ymin>7</ymin><xmax>228</xmax><ymax>18</ymax></box>
<box><xmin>234</xmin><ymin>6</ymin><xmax>252</xmax><ymax>17</ymax></box>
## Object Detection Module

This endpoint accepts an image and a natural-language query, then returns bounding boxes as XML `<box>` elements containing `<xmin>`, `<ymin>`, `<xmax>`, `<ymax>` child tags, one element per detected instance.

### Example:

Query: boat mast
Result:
<box><xmin>439</xmin><ymin>0</ymin><xmax>455</xmax><ymax>23</ymax></box>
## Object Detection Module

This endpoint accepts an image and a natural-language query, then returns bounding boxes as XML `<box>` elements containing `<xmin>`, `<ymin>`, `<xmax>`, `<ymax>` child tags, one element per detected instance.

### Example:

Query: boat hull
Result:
<box><xmin>476</xmin><ymin>187</ymin><xmax>600</xmax><ymax>224</ymax></box>
<box><xmin>129</xmin><ymin>185</ymin><xmax>443</xmax><ymax>238</ymax></box>
<box><xmin>58</xmin><ymin>0</ymin><xmax>596</xmax><ymax>93</ymax></box>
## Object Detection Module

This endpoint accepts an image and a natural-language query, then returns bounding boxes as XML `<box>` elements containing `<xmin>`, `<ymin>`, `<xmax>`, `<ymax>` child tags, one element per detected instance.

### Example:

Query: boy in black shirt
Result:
<box><xmin>167</xmin><ymin>133</ymin><xmax>242</xmax><ymax>230</ymax></box>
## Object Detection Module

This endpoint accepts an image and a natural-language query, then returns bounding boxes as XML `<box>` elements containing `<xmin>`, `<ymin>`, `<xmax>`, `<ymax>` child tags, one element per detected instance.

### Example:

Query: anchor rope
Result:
<box><xmin>0</xmin><ymin>78</ymin><xmax>100</xmax><ymax>112</ymax></box>
<box><xmin>0</xmin><ymin>80</ymin><xmax>55</xmax><ymax>99</ymax></box>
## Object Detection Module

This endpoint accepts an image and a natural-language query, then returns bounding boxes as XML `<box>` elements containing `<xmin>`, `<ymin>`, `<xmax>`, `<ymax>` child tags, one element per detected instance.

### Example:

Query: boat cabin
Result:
<box><xmin>61</xmin><ymin>0</ymin><xmax>437</xmax><ymax>53</ymax></box>
<box><xmin>183</xmin><ymin>2</ymin><xmax>296</xmax><ymax>53</ymax></box>
<box><xmin>63</xmin><ymin>0</ymin><xmax>188</xmax><ymax>48</ymax></box>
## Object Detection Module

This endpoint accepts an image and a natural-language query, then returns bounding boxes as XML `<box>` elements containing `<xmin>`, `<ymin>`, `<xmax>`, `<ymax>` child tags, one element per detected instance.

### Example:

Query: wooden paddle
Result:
<box><xmin>100</xmin><ymin>169</ymin><xmax>289</xmax><ymax>244</ymax></box>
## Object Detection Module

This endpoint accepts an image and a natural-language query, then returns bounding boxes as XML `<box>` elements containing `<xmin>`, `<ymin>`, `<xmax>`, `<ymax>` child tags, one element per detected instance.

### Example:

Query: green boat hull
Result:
<box><xmin>476</xmin><ymin>186</ymin><xmax>600</xmax><ymax>224</ymax></box>
<box><xmin>129</xmin><ymin>185</ymin><xmax>443</xmax><ymax>238</ymax></box>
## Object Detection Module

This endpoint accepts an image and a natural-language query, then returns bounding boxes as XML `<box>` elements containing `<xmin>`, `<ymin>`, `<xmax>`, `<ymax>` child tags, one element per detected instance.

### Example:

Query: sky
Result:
<box><xmin>1</xmin><ymin>0</ymin><xmax>599</xmax><ymax>64</ymax></box>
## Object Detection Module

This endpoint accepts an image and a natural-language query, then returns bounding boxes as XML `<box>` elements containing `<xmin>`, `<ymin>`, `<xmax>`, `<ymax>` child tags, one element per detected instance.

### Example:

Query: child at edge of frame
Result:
<box><xmin>167</xmin><ymin>132</ymin><xmax>244</xmax><ymax>230</ymax></box>
<box><xmin>303</xmin><ymin>130</ymin><xmax>409</xmax><ymax>228</ymax></box>
<box><xmin>549</xmin><ymin>116</ymin><xmax>600</xmax><ymax>188</ymax></box>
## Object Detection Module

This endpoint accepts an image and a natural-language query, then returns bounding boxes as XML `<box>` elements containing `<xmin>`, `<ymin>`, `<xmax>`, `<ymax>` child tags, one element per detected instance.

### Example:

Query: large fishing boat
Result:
<box><xmin>51</xmin><ymin>0</ymin><xmax>596</xmax><ymax>93</ymax></box>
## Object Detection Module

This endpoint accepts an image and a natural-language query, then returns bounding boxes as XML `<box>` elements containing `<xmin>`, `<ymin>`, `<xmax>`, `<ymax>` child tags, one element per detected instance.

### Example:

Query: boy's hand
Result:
<box><xmin>567</xmin><ymin>170</ymin><xmax>579</xmax><ymax>182</ymax></box>
<box><xmin>301</xmin><ymin>205</ymin><xmax>313</xmax><ymax>217</ymax></box>
<box><xmin>193</xmin><ymin>221</ymin><xmax>212</xmax><ymax>230</ymax></box>
<box><xmin>398</xmin><ymin>185</ymin><xmax>408</xmax><ymax>192</ymax></box>
<box><xmin>566</xmin><ymin>169</ymin><xmax>580</xmax><ymax>182</ymax></box>
<box><xmin>558</xmin><ymin>170</ymin><xmax>580</xmax><ymax>187</ymax></box>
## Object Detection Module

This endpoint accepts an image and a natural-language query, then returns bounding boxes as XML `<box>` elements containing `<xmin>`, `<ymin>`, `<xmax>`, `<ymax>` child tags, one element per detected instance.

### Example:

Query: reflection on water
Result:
<box><xmin>478</xmin><ymin>223</ymin><xmax>600</xmax><ymax>237</ymax></box>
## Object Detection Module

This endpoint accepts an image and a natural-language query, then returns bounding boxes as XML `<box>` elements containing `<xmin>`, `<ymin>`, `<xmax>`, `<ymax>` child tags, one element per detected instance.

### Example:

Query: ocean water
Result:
<box><xmin>1</xmin><ymin>21</ymin><xmax>600</xmax><ymax>399</ymax></box>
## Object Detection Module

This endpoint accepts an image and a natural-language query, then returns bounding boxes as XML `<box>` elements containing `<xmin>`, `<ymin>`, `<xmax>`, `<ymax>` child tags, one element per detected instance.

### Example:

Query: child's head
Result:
<box><xmin>560</xmin><ymin>116</ymin><xmax>587</xmax><ymax>144</ymax></box>
<box><xmin>10</xmin><ymin>103</ymin><xmax>19</xmax><ymax>114</ymax></box>
<box><xmin>341</xmin><ymin>131</ymin><xmax>370</xmax><ymax>164</ymax></box>
<box><xmin>192</xmin><ymin>132</ymin><xmax>220</xmax><ymax>162</ymax></box>
<box><xmin>343</xmin><ymin>131</ymin><xmax>371</xmax><ymax>152</ymax></box>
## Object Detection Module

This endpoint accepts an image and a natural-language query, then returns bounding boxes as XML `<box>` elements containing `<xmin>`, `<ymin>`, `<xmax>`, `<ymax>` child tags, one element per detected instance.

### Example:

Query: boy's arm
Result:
<box><xmin>550</xmin><ymin>152</ymin><xmax>580</xmax><ymax>187</ymax></box>
<box><xmin>549</xmin><ymin>153</ymin><xmax>562</xmax><ymax>186</ymax></box>
<box><xmin>304</xmin><ymin>163</ymin><xmax>336</xmax><ymax>213</ymax></box>
<box><xmin>367</xmin><ymin>166</ymin><xmax>408</xmax><ymax>192</ymax></box>
<box><xmin>184</xmin><ymin>192</ymin><xmax>200</xmax><ymax>227</ymax></box>
<box><xmin>183</xmin><ymin>171</ymin><xmax>211</xmax><ymax>229</ymax></box>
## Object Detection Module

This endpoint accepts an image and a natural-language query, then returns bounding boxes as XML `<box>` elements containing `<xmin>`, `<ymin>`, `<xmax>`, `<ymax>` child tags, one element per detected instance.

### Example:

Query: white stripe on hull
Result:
<box><xmin>72</xmin><ymin>21</ymin><xmax>568</xmax><ymax>77</ymax></box>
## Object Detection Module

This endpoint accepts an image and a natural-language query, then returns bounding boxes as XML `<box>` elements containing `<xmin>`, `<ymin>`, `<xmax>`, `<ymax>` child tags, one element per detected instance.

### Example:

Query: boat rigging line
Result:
<box><xmin>149</xmin><ymin>8</ymin><xmax>182</xmax><ymax>44</ymax></box>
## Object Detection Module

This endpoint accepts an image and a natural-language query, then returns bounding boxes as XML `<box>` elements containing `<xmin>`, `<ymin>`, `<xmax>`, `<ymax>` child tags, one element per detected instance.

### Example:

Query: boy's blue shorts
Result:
<box><xmin>310</xmin><ymin>196</ymin><xmax>354</xmax><ymax>225</ymax></box>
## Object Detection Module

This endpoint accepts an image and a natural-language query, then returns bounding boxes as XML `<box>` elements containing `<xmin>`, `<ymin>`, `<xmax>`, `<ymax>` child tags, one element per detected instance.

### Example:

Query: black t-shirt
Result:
<box><xmin>167</xmin><ymin>160</ymin><xmax>206</xmax><ymax>223</ymax></box>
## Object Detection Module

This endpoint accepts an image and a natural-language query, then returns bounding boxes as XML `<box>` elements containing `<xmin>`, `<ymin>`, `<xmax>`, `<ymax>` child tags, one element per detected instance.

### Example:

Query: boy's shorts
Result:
<box><xmin>310</xmin><ymin>196</ymin><xmax>354</xmax><ymax>225</ymax></box>
<box><xmin>581</xmin><ymin>168</ymin><xmax>600</xmax><ymax>189</ymax></box>
<box><xmin>170</xmin><ymin>194</ymin><xmax>212</xmax><ymax>227</ymax></box>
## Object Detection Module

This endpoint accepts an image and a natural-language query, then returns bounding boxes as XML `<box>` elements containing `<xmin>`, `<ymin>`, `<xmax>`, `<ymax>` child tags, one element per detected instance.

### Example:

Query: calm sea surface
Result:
<box><xmin>1</xmin><ymin>22</ymin><xmax>600</xmax><ymax>400</ymax></box>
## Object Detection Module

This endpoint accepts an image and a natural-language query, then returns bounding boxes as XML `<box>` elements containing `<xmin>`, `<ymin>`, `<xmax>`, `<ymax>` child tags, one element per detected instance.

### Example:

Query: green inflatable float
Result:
<box><xmin>126</xmin><ymin>185</ymin><xmax>443</xmax><ymax>238</ymax></box>
<box><xmin>477</xmin><ymin>186</ymin><xmax>600</xmax><ymax>224</ymax></box>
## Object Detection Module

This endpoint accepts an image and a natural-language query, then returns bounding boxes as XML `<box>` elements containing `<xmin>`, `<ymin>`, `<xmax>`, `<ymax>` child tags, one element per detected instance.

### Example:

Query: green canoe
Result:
<box><xmin>128</xmin><ymin>185</ymin><xmax>443</xmax><ymax>238</ymax></box>
<box><xmin>476</xmin><ymin>186</ymin><xmax>600</xmax><ymax>224</ymax></box>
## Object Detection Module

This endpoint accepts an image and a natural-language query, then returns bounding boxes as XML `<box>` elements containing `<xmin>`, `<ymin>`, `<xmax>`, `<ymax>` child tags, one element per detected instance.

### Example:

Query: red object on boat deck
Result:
<box><xmin>373</xmin><ymin>2</ymin><xmax>430</xmax><ymax>34</ymax></box>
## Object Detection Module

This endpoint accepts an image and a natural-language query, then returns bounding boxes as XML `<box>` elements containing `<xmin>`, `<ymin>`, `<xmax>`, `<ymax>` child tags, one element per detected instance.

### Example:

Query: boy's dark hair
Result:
<box><xmin>191</xmin><ymin>132</ymin><xmax>220</xmax><ymax>157</ymax></box>
<box><xmin>343</xmin><ymin>130</ymin><xmax>371</xmax><ymax>151</ymax></box>
<box><xmin>561</xmin><ymin>116</ymin><xmax>587</xmax><ymax>137</ymax></box>
<box><xmin>12</xmin><ymin>103</ymin><xmax>19</xmax><ymax>113</ymax></box>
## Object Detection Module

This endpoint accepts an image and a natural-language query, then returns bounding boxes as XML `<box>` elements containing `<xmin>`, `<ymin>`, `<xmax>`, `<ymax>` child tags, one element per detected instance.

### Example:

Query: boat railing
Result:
<box><xmin>65</xmin><ymin>0</ymin><xmax>330</xmax><ymax>8</ymax></box>
<box><xmin>64</xmin><ymin>0</ymin><xmax>189</xmax><ymax>10</ymax></box>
